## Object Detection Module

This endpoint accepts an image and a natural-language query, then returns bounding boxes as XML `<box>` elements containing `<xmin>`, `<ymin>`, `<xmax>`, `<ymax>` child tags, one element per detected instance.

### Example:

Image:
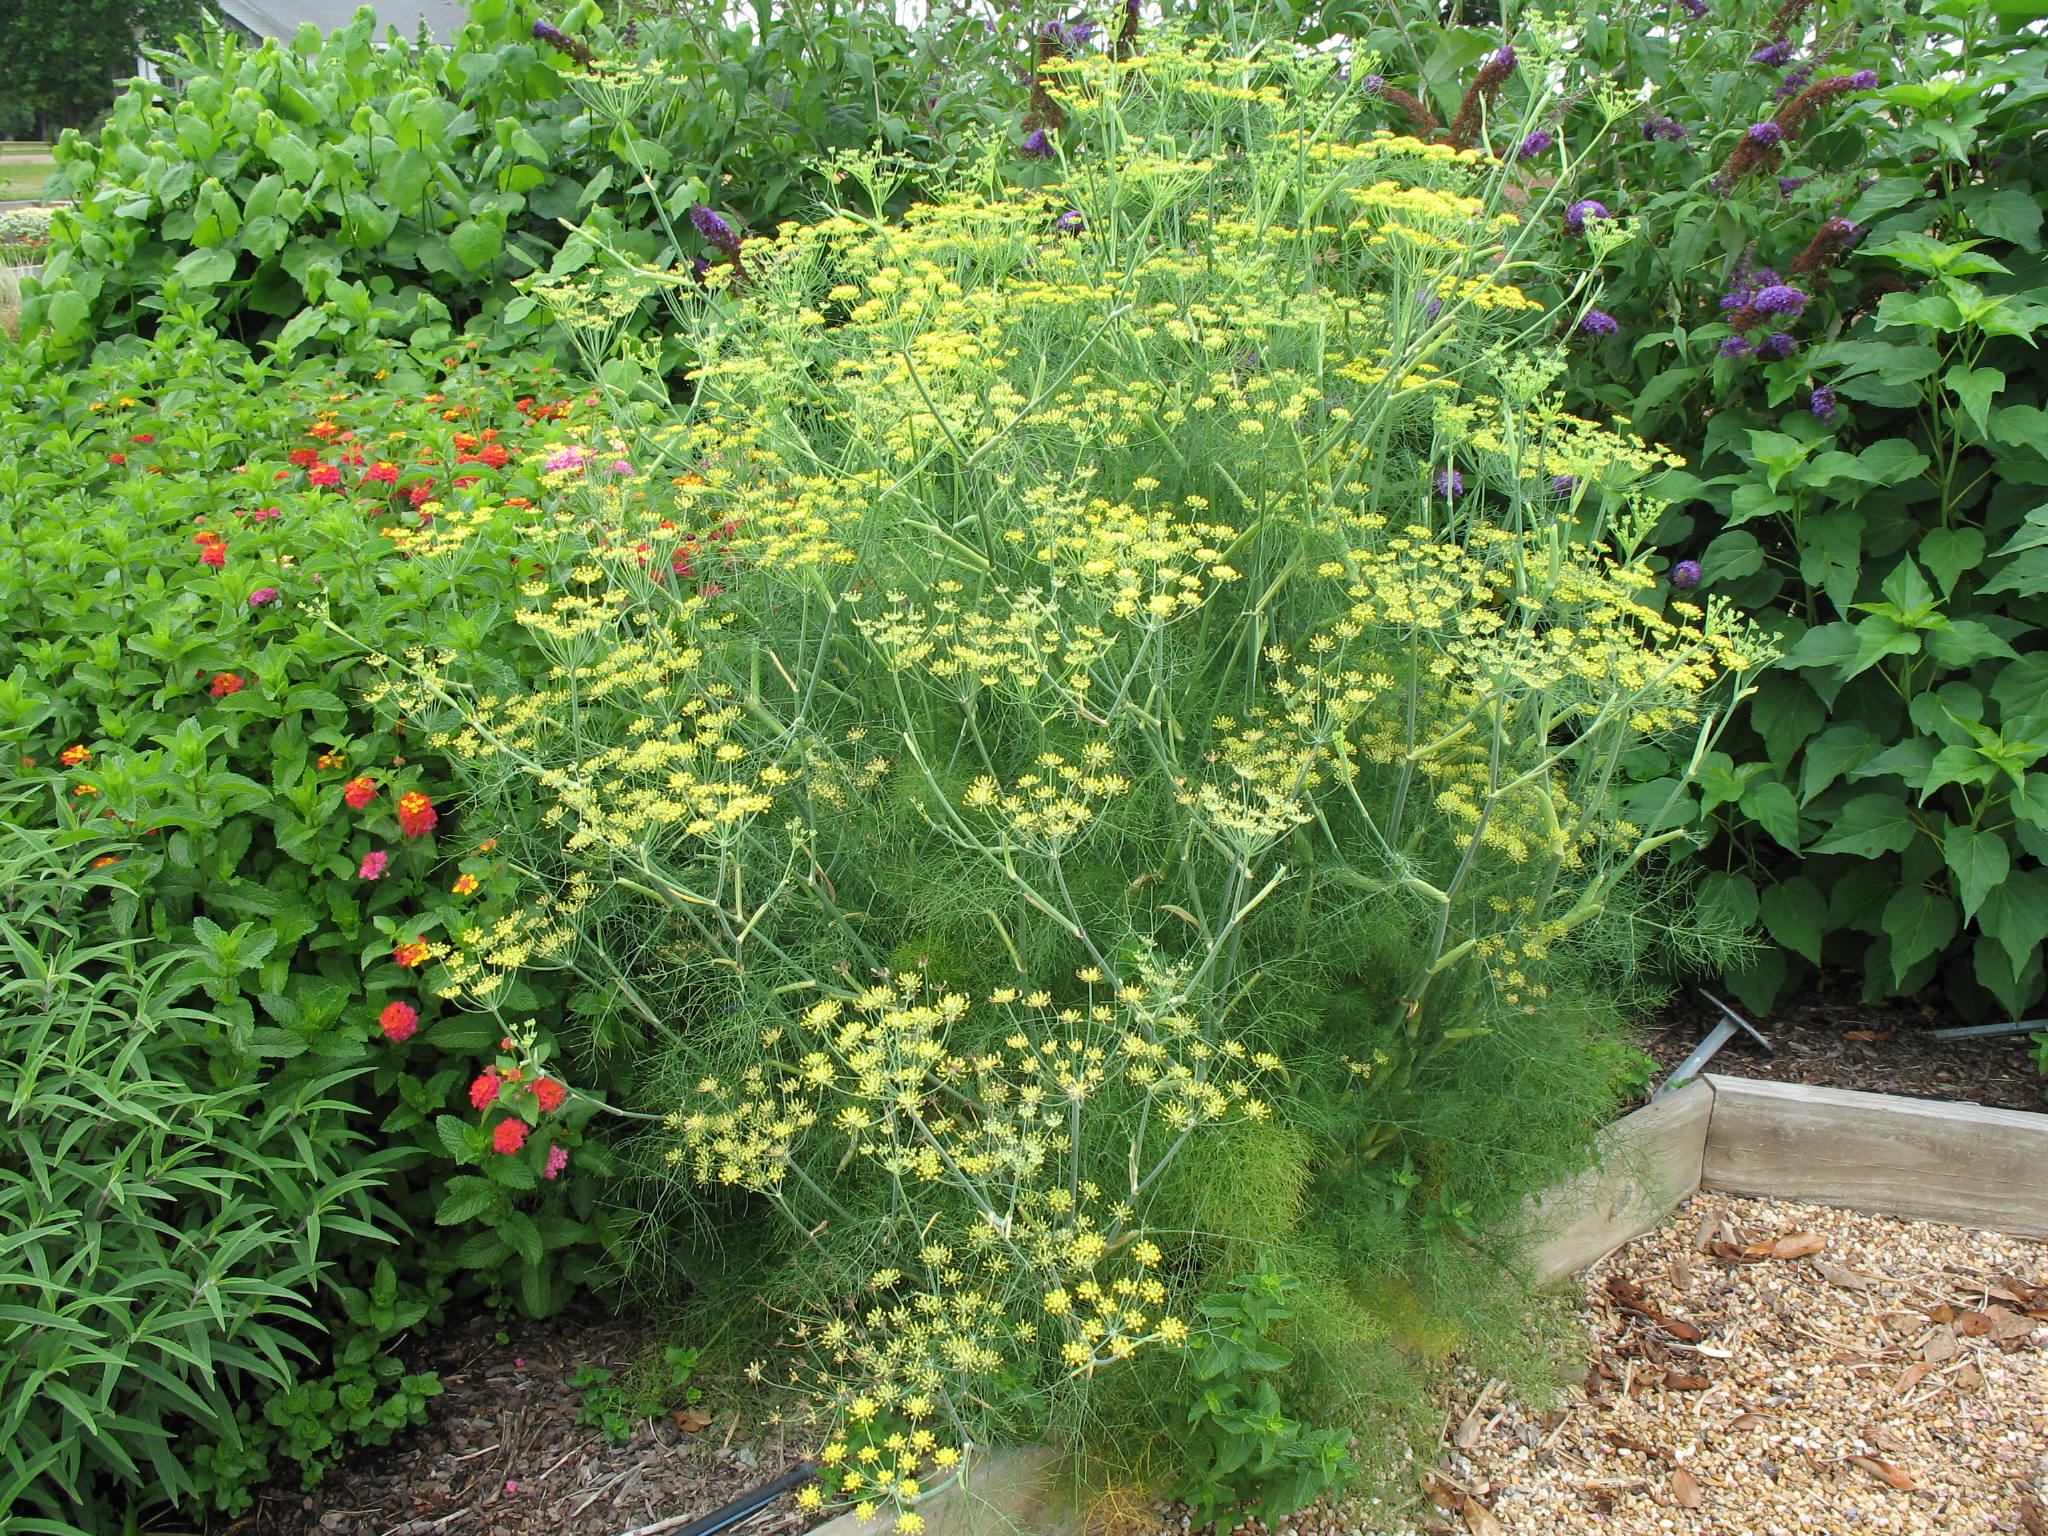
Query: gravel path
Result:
<box><xmin>1432</xmin><ymin>1193</ymin><xmax>2048</xmax><ymax>1535</ymax></box>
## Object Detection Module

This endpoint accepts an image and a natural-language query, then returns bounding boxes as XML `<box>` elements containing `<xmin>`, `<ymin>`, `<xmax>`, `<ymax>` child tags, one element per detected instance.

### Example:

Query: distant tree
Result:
<box><xmin>0</xmin><ymin>0</ymin><xmax>214</xmax><ymax>139</ymax></box>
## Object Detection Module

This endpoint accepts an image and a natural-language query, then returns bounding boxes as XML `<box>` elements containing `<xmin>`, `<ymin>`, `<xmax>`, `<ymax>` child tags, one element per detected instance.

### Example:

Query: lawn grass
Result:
<box><xmin>0</xmin><ymin>144</ymin><xmax>59</xmax><ymax>201</ymax></box>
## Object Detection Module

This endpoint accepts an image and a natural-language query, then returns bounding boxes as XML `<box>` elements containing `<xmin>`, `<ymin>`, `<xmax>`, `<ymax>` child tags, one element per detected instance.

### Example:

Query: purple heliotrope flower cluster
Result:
<box><xmin>1643</xmin><ymin>115</ymin><xmax>1688</xmax><ymax>143</ymax></box>
<box><xmin>1435</xmin><ymin>468</ymin><xmax>1465</xmax><ymax>498</ymax></box>
<box><xmin>1671</xmin><ymin>559</ymin><xmax>1703</xmax><ymax>588</ymax></box>
<box><xmin>1751</xmin><ymin>40</ymin><xmax>1797</xmax><ymax>66</ymax></box>
<box><xmin>1810</xmin><ymin>384</ymin><xmax>1839</xmax><ymax>422</ymax></box>
<box><xmin>690</xmin><ymin>205</ymin><xmax>741</xmax><ymax>257</ymax></box>
<box><xmin>1564</xmin><ymin>199</ymin><xmax>1611</xmax><ymax>234</ymax></box>
<box><xmin>1055</xmin><ymin>209</ymin><xmax>1086</xmax><ymax>235</ymax></box>
<box><xmin>1518</xmin><ymin>129</ymin><xmax>1554</xmax><ymax>160</ymax></box>
<box><xmin>1580</xmin><ymin>309</ymin><xmax>1619</xmax><ymax>336</ymax></box>
<box><xmin>1022</xmin><ymin>128</ymin><xmax>1054</xmax><ymax>159</ymax></box>
<box><xmin>1746</xmin><ymin>121</ymin><xmax>1785</xmax><ymax>146</ymax></box>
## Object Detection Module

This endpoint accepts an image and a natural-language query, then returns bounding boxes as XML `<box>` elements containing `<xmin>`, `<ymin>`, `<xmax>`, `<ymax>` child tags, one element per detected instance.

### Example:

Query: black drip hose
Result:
<box><xmin>663</xmin><ymin>1460</ymin><xmax>820</xmax><ymax>1536</ymax></box>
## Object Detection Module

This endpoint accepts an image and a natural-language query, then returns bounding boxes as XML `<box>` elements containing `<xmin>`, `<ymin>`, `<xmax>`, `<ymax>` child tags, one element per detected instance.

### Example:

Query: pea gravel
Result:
<box><xmin>1427</xmin><ymin>1192</ymin><xmax>2047</xmax><ymax>1534</ymax></box>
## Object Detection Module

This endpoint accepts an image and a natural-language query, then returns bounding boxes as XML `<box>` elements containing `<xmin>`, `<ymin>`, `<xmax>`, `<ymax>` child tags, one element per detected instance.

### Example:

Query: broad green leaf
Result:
<box><xmin>1966</xmin><ymin>186</ymin><xmax>2044</xmax><ymax>250</ymax></box>
<box><xmin>1944</xmin><ymin>365</ymin><xmax>2005</xmax><ymax>439</ymax></box>
<box><xmin>1882</xmin><ymin>887</ymin><xmax>1957</xmax><ymax>986</ymax></box>
<box><xmin>448</xmin><ymin>219</ymin><xmax>503</xmax><ymax>272</ymax></box>
<box><xmin>1981</xmin><ymin>546</ymin><xmax>2048</xmax><ymax>598</ymax></box>
<box><xmin>1978</xmin><ymin>869</ymin><xmax>2048</xmax><ymax>970</ymax></box>
<box><xmin>1919</xmin><ymin>527</ymin><xmax>1985</xmax><ymax>594</ymax></box>
<box><xmin>1700</xmin><ymin>529</ymin><xmax>1764</xmax><ymax>581</ymax></box>
<box><xmin>1857</xmin><ymin>438</ymin><xmax>1931</xmax><ymax>485</ymax></box>
<box><xmin>1741</xmin><ymin>780</ymin><xmax>1802</xmax><ymax>851</ymax></box>
<box><xmin>1925</xmin><ymin>620</ymin><xmax>2018</xmax><ymax>668</ymax></box>
<box><xmin>1847</xmin><ymin>614</ymin><xmax>1922</xmax><ymax>678</ymax></box>
<box><xmin>1992</xmin><ymin>653</ymin><xmax>2048</xmax><ymax>729</ymax></box>
<box><xmin>1800</xmin><ymin>723</ymin><xmax>1884</xmax><ymax>802</ymax></box>
<box><xmin>1808</xmin><ymin>792</ymin><xmax>1919</xmax><ymax>856</ymax></box>
<box><xmin>1943</xmin><ymin>826</ymin><xmax>2009</xmax><ymax>922</ymax></box>
<box><xmin>435</xmin><ymin>1175</ymin><xmax>499</xmax><ymax>1226</ymax></box>
<box><xmin>1781</xmin><ymin>621</ymin><xmax>1860</xmax><ymax>672</ymax></box>
<box><xmin>2011</xmin><ymin>773</ymin><xmax>2048</xmax><ymax>828</ymax></box>
<box><xmin>1851</xmin><ymin>736</ymin><xmax>1938</xmax><ymax>788</ymax></box>
<box><xmin>1697</xmin><ymin>871</ymin><xmax>1759</xmax><ymax>930</ymax></box>
<box><xmin>1759</xmin><ymin>877</ymin><xmax>1828</xmax><ymax>963</ymax></box>
<box><xmin>1750</xmin><ymin>682</ymin><xmax>1825</xmax><ymax>765</ymax></box>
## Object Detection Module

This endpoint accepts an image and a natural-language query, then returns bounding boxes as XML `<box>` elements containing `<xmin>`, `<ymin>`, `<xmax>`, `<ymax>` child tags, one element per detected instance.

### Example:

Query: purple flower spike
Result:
<box><xmin>1564</xmin><ymin>199</ymin><xmax>1611</xmax><ymax>234</ymax></box>
<box><xmin>1810</xmin><ymin>384</ymin><xmax>1839</xmax><ymax>422</ymax></box>
<box><xmin>690</xmin><ymin>205</ymin><xmax>741</xmax><ymax>256</ymax></box>
<box><xmin>1847</xmin><ymin>70</ymin><xmax>1878</xmax><ymax>89</ymax></box>
<box><xmin>1580</xmin><ymin>309</ymin><xmax>1619</xmax><ymax>335</ymax></box>
<box><xmin>1751</xmin><ymin>40</ymin><xmax>1797</xmax><ymax>66</ymax></box>
<box><xmin>1758</xmin><ymin>332</ymin><xmax>1800</xmax><ymax>358</ymax></box>
<box><xmin>1022</xmin><ymin>128</ymin><xmax>1054</xmax><ymax>159</ymax></box>
<box><xmin>1752</xmin><ymin>283</ymin><xmax>1809</xmax><ymax>316</ymax></box>
<box><xmin>1643</xmin><ymin>115</ymin><xmax>1688</xmax><ymax>142</ymax></box>
<box><xmin>1492</xmin><ymin>45</ymin><xmax>1518</xmax><ymax>69</ymax></box>
<box><xmin>1720</xmin><ymin>336</ymin><xmax>1755</xmax><ymax>358</ymax></box>
<box><xmin>1776</xmin><ymin>65</ymin><xmax>1813</xmax><ymax>100</ymax></box>
<box><xmin>1680</xmin><ymin>0</ymin><xmax>1709</xmax><ymax>15</ymax></box>
<box><xmin>1518</xmin><ymin>129</ymin><xmax>1554</xmax><ymax>160</ymax></box>
<box><xmin>1435</xmin><ymin>468</ymin><xmax>1465</xmax><ymax>498</ymax></box>
<box><xmin>1055</xmin><ymin>209</ymin><xmax>1086</xmax><ymax>235</ymax></box>
<box><xmin>1746</xmin><ymin>122</ymin><xmax>1785</xmax><ymax>146</ymax></box>
<box><xmin>1359</xmin><ymin>73</ymin><xmax>1386</xmax><ymax>96</ymax></box>
<box><xmin>1671</xmin><ymin>559</ymin><xmax>1702</xmax><ymax>588</ymax></box>
<box><xmin>249</xmin><ymin>586</ymin><xmax>280</xmax><ymax>607</ymax></box>
<box><xmin>1552</xmin><ymin>474</ymin><xmax>1578</xmax><ymax>496</ymax></box>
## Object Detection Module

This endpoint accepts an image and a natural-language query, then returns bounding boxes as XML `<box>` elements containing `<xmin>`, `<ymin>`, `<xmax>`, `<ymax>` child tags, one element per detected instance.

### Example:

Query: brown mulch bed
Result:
<box><xmin>1642</xmin><ymin>983</ymin><xmax>2045</xmax><ymax>1113</ymax></box>
<box><xmin>233</xmin><ymin>1305</ymin><xmax>821</xmax><ymax>1536</ymax></box>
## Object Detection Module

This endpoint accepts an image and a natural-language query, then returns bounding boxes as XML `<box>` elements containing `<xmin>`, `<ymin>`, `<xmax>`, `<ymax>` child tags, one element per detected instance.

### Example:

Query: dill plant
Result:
<box><xmin>379</xmin><ymin>33</ymin><xmax>1768</xmax><ymax>1526</ymax></box>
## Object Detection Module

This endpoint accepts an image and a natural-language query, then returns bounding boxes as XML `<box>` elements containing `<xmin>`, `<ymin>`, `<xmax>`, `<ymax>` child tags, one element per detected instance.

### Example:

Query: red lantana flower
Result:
<box><xmin>397</xmin><ymin>791</ymin><xmax>438</xmax><ymax>838</ymax></box>
<box><xmin>289</xmin><ymin>447</ymin><xmax>321</xmax><ymax>467</ymax></box>
<box><xmin>200</xmin><ymin>543</ymin><xmax>227</xmax><ymax>568</ymax></box>
<box><xmin>493</xmin><ymin>1118</ymin><xmax>530</xmax><ymax>1154</ymax></box>
<box><xmin>60</xmin><ymin>744</ymin><xmax>90</xmax><ymax>767</ymax></box>
<box><xmin>393</xmin><ymin>940</ymin><xmax>431</xmax><ymax>968</ymax></box>
<box><xmin>343</xmin><ymin>776</ymin><xmax>378</xmax><ymax>808</ymax></box>
<box><xmin>364</xmin><ymin>461</ymin><xmax>400</xmax><ymax>484</ymax></box>
<box><xmin>470</xmin><ymin>1068</ymin><xmax>504</xmax><ymax>1110</ymax></box>
<box><xmin>308</xmin><ymin>465</ymin><xmax>342</xmax><ymax>488</ymax></box>
<box><xmin>209</xmin><ymin>673</ymin><xmax>245</xmax><ymax>697</ymax></box>
<box><xmin>106</xmin><ymin>453</ymin><xmax>126</xmax><ymax>464</ymax></box>
<box><xmin>379</xmin><ymin>1001</ymin><xmax>419</xmax><ymax>1042</ymax></box>
<box><xmin>533</xmin><ymin>1078</ymin><xmax>568</xmax><ymax>1113</ymax></box>
<box><xmin>130</xmin><ymin>433</ymin><xmax>156</xmax><ymax>444</ymax></box>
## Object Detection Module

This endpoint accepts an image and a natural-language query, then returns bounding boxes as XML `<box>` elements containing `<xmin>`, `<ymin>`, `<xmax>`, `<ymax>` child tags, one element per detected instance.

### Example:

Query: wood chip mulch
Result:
<box><xmin>1431</xmin><ymin>1192</ymin><xmax>2048</xmax><ymax>1535</ymax></box>
<box><xmin>231</xmin><ymin>1305</ymin><xmax>823</xmax><ymax>1536</ymax></box>
<box><xmin>1642</xmin><ymin>986</ymin><xmax>2044</xmax><ymax>1113</ymax></box>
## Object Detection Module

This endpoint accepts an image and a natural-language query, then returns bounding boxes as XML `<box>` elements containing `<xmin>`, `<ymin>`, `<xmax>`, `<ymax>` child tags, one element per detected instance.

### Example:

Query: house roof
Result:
<box><xmin>215</xmin><ymin>0</ymin><xmax>471</xmax><ymax>45</ymax></box>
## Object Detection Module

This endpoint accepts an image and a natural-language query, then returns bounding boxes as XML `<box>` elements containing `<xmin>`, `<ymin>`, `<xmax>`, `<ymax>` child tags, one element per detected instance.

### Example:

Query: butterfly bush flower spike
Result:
<box><xmin>1671</xmin><ymin>560</ymin><xmax>1703</xmax><ymax>588</ymax></box>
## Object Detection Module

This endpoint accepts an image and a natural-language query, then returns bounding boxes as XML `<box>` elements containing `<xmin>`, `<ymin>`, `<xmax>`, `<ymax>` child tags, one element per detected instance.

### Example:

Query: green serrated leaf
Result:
<box><xmin>1943</xmin><ymin>826</ymin><xmax>2009</xmax><ymax>923</ymax></box>
<box><xmin>1882</xmin><ymin>887</ymin><xmax>1957</xmax><ymax>986</ymax></box>
<box><xmin>1759</xmin><ymin>877</ymin><xmax>1828</xmax><ymax>963</ymax></box>
<box><xmin>1808</xmin><ymin>793</ymin><xmax>1920</xmax><ymax>856</ymax></box>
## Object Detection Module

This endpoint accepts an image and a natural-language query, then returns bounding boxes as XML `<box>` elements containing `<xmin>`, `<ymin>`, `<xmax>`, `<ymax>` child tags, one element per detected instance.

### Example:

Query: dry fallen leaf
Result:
<box><xmin>1894</xmin><ymin>1362</ymin><xmax>1930</xmax><ymax>1395</ymax></box>
<box><xmin>1461</xmin><ymin>1497</ymin><xmax>1503</xmax><ymax>1536</ymax></box>
<box><xmin>1671</xmin><ymin>1468</ymin><xmax>1703</xmax><ymax>1509</ymax></box>
<box><xmin>1772</xmin><ymin>1232</ymin><xmax>1829</xmax><ymax>1259</ymax></box>
<box><xmin>1662</xmin><ymin>1370</ymin><xmax>1710</xmax><ymax>1391</ymax></box>
<box><xmin>672</xmin><ymin>1408</ymin><xmax>715</xmax><ymax>1432</ymax></box>
<box><xmin>1990</xmin><ymin>1312</ymin><xmax>2036</xmax><ymax>1344</ymax></box>
<box><xmin>1847</xmin><ymin>1455</ymin><xmax>1917</xmax><ymax>1492</ymax></box>
<box><xmin>1728</xmin><ymin>1412</ymin><xmax>1771</xmax><ymax>1430</ymax></box>
<box><xmin>1925</xmin><ymin>1302</ymin><xmax>1957</xmax><ymax>1324</ymax></box>
<box><xmin>2020</xmin><ymin>1494</ymin><xmax>2047</xmax><ymax>1536</ymax></box>
<box><xmin>1920</xmin><ymin>1325</ymin><xmax>1960</xmax><ymax>1365</ymax></box>
<box><xmin>1956</xmin><ymin>1309</ymin><xmax>1993</xmax><ymax>1337</ymax></box>
<box><xmin>1815</xmin><ymin>1260</ymin><xmax>1878</xmax><ymax>1291</ymax></box>
<box><xmin>1663</xmin><ymin>1318</ymin><xmax>1702</xmax><ymax>1343</ymax></box>
<box><xmin>1843</xmin><ymin>1029</ymin><xmax>1892</xmax><ymax>1041</ymax></box>
<box><xmin>1955</xmin><ymin>1361</ymin><xmax>1985</xmax><ymax>1394</ymax></box>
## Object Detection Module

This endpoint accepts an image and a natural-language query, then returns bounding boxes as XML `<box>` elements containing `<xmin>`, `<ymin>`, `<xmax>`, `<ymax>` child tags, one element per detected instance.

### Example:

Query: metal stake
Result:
<box><xmin>1651</xmin><ymin>990</ymin><xmax>1773</xmax><ymax>1100</ymax></box>
<box><xmin>1928</xmin><ymin>1019</ymin><xmax>2046</xmax><ymax>1041</ymax></box>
